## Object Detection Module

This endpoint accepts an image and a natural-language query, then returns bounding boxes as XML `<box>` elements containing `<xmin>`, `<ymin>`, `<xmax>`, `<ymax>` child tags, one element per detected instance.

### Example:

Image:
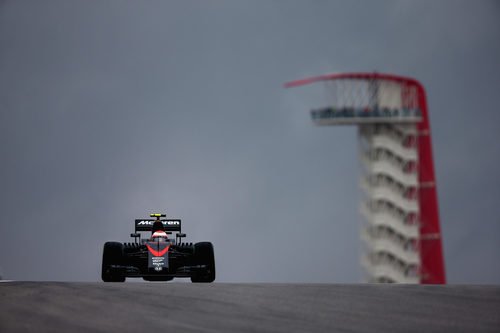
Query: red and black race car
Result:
<box><xmin>101</xmin><ymin>213</ymin><xmax>215</xmax><ymax>283</ymax></box>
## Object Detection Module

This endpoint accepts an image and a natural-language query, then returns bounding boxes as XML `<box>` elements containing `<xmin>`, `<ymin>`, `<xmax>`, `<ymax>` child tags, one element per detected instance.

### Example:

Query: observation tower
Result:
<box><xmin>285</xmin><ymin>72</ymin><xmax>445</xmax><ymax>284</ymax></box>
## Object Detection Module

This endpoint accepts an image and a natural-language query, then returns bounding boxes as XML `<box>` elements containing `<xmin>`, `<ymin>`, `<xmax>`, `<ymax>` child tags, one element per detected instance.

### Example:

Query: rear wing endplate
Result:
<box><xmin>134</xmin><ymin>219</ymin><xmax>182</xmax><ymax>232</ymax></box>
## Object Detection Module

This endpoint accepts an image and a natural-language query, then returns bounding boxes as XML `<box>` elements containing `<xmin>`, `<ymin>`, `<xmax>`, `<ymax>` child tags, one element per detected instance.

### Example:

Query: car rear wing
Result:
<box><xmin>134</xmin><ymin>219</ymin><xmax>182</xmax><ymax>232</ymax></box>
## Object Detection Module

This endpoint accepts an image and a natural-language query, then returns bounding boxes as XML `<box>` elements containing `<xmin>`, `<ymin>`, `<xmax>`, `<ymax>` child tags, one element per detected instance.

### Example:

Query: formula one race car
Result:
<box><xmin>101</xmin><ymin>213</ymin><xmax>215</xmax><ymax>283</ymax></box>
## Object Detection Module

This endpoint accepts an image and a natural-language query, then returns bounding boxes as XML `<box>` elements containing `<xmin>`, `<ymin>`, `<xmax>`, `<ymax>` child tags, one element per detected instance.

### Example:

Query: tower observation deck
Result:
<box><xmin>285</xmin><ymin>72</ymin><xmax>446</xmax><ymax>284</ymax></box>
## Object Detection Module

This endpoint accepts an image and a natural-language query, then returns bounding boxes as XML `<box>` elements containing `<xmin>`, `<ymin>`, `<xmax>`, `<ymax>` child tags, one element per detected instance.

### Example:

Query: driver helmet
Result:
<box><xmin>152</xmin><ymin>230</ymin><xmax>168</xmax><ymax>239</ymax></box>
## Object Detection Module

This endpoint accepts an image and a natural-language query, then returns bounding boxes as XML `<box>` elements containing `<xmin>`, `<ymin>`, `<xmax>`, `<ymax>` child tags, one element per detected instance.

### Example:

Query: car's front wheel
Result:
<box><xmin>101</xmin><ymin>242</ymin><xmax>126</xmax><ymax>282</ymax></box>
<box><xmin>191</xmin><ymin>242</ymin><xmax>215</xmax><ymax>283</ymax></box>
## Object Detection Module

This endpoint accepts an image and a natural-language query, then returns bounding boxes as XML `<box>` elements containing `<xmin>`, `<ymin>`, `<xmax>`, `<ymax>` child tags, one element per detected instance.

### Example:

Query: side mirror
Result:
<box><xmin>177</xmin><ymin>233</ymin><xmax>186</xmax><ymax>238</ymax></box>
<box><xmin>131</xmin><ymin>233</ymin><xmax>141</xmax><ymax>243</ymax></box>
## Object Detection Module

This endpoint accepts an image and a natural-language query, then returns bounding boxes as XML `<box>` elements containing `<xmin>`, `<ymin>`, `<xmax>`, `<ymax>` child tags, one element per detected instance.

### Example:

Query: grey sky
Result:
<box><xmin>0</xmin><ymin>0</ymin><xmax>499</xmax><ymax>283</ymax></box>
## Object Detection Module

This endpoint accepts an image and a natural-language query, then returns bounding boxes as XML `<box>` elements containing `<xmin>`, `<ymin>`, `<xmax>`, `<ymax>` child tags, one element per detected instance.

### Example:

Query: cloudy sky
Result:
<box><xmin>0</xmin><ymin>0</ymin><xmax>499</xmax><ymax>283</ymax></box>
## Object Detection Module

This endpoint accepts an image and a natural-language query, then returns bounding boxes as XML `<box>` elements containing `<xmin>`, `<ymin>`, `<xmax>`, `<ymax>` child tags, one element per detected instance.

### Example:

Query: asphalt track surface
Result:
<box><xmin>1</xmin><ymin>282</ymin><xmax>499</xmax><ymax>332</ymax></box>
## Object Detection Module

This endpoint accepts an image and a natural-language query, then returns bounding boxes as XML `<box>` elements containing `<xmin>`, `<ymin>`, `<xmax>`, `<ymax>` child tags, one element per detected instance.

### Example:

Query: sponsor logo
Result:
<box><xmin>152</xmin><ymin>257</ymin><xmax>164</xmax><ymax>271</ymax></box>
<box><xmin>137</xmin><ymin>220</ymin><xmax>180</xmax><ymax>226</ymax></box>
<box><xmin>164</xmin><ymin>221</ymin><xmax>180</xmax><ymax>225</ymax></box>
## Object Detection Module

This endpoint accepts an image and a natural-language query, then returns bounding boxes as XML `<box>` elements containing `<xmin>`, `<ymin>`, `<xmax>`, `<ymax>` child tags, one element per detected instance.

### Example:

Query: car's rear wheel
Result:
<box><xmin>102</xmin><ymin>242</ymin><xmax>126</xmax><ymax>282</ymax></box>
<box><xmin>191</xmin><ymin>242</ymin><xmax>215</xmax><ymax>283</ymax></box>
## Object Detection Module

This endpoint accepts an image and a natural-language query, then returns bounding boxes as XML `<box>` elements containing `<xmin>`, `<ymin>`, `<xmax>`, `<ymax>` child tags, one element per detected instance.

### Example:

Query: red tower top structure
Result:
<box><xmin>286</xmin><ymin>72</ymin><xmax>446</xmax><ymax>284</ymax></box>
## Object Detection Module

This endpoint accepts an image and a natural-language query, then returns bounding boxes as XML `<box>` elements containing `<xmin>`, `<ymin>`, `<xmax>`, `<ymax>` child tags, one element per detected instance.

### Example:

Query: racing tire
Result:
<box><xmin>190</xmin><ymin>242</ymin><xmax>215</xmax><ymax>283</ymax></box>
<box><xmin>102</xmin><ymin>242</ymin><xmax>126</xmax><ymax>282</ymax></box>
